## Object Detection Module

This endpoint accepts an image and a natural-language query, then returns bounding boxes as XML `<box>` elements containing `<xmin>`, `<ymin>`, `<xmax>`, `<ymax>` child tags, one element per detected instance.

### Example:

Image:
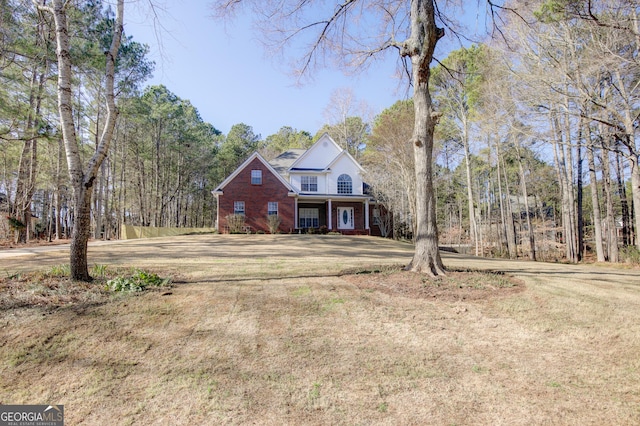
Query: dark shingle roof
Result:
<box><xmin>268</xmin><ymin>149</ymin><xmax>306</xmax><ymax>176</ymax></box>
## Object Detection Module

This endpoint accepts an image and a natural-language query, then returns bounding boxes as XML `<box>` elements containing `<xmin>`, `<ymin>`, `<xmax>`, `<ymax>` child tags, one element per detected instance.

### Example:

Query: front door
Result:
<box><xmin>337</xmin><ymin>207</ymin><xmax>354</xmax><ymax>230</ymax></box>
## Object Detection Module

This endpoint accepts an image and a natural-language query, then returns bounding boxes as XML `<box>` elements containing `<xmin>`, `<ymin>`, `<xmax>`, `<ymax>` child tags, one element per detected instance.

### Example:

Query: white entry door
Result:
<box><xmin>337</xmin><ymin>207</ymin><xmax>354</xmax><ymax>230</ymax></box>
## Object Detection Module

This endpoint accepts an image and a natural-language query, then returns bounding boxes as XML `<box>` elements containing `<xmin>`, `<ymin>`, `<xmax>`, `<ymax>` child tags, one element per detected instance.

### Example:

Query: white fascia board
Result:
<box><xmin>288</xmin><ymin>133</ymin><xmax>342</xmax><ymax>170</ymax></box>
<box><xmin>213</xmin><ymin>152</ymin><xmax>297</xmax><ymax>194</ymax></box>
<box><xmin>326</xmin><ymin>150</ymin><xmax>365</xmax><ymax>173</ymax></box>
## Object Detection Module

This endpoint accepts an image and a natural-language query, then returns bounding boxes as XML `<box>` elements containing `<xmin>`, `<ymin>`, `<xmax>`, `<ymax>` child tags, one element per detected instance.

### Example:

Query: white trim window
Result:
<box><xmin>337</xmin><ymin>174</ymin><xmax>352</xmax><ymax>194</ymax></box>
<box><xmin>268</xmin><ymin>202</ymin><xmax>278</xmax><ymax>216</ymax></box>
<box><xmin>301</xmin><ymin>176</ymin><xmax>318</xmax><ymax>192</ymax></box>
<box><xmin>234</xmin><ymin>201</ymin><xmax>245</xmax><ymax>215</ymax></box>
<box><xmin>299</xmin><ymin>208</ymin><xmax>319</xmax><ymax>228</ymax></box>
<box><xmin>251</xmin><ymin>169</ymin><xmax>262</xmax><ymax>185</ymax></box>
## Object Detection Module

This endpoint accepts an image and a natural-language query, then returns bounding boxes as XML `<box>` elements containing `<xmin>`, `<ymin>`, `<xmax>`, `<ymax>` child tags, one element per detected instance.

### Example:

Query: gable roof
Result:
<box><xmin>268</xmin><ymin>149</ymin><xmax>306</xmax><ymax>176</ymax></box>
<box><xmin>212</xmin><ymin>152</ymin><xmax>295</xmax><ymax>194</ymax></box>
<box><xmin>288</xmin><ymin>133</ymin><xmax>342</xmax><ymax>171</ymax></box>
<box><xmin>326</xmin><ymin>149</ymin><xmax>365</xmax><ymax>173</ymax></box>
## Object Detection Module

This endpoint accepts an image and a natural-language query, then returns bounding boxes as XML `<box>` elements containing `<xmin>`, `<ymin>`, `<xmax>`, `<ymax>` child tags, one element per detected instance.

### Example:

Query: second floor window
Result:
<box><xmin>251</xmin><ymin>170</ymin><xmax>262</xmax><ymax>185</ymax></box>
<box><xmin>301</xmin><ymin>176</ymin><xmax>318</xmax><ymax>192</ymax></box>
<box><xmin>337</xmin><ymin>174</ymin><xmax>352</xmax><ymax>194</ymax></box>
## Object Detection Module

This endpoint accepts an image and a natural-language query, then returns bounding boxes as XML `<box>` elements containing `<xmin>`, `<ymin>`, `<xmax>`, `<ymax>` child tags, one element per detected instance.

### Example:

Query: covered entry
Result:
<box><xmin>337</xmin><ymin>207</ymin><xmax>354</xmax><ymax>230</ymax></box>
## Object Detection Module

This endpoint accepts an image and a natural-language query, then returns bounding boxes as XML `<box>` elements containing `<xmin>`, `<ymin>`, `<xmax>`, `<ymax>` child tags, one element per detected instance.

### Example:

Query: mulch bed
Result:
<box><xmin>342</xmin><ymin>265</ymin><xmax>525</xmax><ymax>302</ymax></box>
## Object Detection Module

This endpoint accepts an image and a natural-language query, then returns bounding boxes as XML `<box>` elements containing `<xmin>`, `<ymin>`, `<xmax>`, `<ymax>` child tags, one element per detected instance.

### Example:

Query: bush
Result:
<box><xmin>107</xmin><ymin>270</ymin><xmax>170</xmax><ymax>292</ymax></box>
<box><xmin>620</xmin><ymin>246</ymin><xmax>640</xmax><ymax>265</ymax></box>
<box><xmin>267</xmin><ymin>214</ymin><xmax>281</xmax><ymax>234</ymax></box>
<box><xmin>6</xmin><ymin>216</ymin><xmax>25</xmax><ymax>230</ymax></box>
<box><xmin>226</xmin><ymin>214</ymin><xmax>246</xmax><ymax>234</ymax></box>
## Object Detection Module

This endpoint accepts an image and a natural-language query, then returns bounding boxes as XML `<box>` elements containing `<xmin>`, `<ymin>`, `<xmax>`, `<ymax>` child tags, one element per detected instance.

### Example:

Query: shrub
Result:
<box><xmin>106</xmin><ymin>270</ymin><xmax>170</xmax><ymax>292</ymax></box>
<box><xmin>6</xmin><ymin>216</ymin><xmax>25</xmax><ymax>230</ymax></box>
<box><xmin>226</xmin><ymin>214</ymin><xmax>246</xmax><ymax>234</ymax></box>
<box><xmin>620</xmin><ymin>246</ymin><xmax>640</xmax><ymax>265</ymax></box>
<box><xmin>267</xmin><ymin>214</ymin><xmax>281</xmax><ymax>234</ymax></box>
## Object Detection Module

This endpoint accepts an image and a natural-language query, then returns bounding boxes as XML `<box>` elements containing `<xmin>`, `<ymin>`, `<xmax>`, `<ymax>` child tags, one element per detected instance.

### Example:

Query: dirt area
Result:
<box><xmin>1</xmin><ymin>235</ymin><xmax>639</xmax><ymax>425</ymax></box>
<box><xmin>343</xmin><ymin>265</ymin><xmax>525</xmax><ymax>302</ymax></box>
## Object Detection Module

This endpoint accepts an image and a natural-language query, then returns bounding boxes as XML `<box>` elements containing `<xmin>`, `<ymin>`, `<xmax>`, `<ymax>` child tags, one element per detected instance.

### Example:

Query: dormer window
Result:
<box><xmin>337</xmin><ymin>174</ymin><xmax>352</xmax><ymax>194</ymax></box>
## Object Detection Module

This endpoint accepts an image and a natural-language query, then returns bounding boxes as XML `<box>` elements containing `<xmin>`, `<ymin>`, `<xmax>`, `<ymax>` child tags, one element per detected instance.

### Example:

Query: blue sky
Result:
<box><xmin>125</xmin><ymin>1</ymin><xmax>488</xmax><ymax>138</ymax></box>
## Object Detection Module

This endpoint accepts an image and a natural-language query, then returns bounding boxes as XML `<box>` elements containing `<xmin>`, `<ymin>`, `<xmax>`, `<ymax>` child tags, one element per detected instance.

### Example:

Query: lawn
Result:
<box><xmin>1</xmin><ymin>234</ymin><xmax>639</xmax><ymax>425</ymax></box>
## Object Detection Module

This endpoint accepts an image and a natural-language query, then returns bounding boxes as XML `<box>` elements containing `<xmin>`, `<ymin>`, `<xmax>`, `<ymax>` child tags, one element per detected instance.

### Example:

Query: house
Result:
<box><xmin>212</xmin><ymin>133</ymin><xmax>387</xmax><ymax>236</ymax></box>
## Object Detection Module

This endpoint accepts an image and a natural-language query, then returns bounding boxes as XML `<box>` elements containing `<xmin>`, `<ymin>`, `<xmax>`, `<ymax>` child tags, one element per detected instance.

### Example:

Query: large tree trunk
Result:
<box><xmin>45</xmin><ymin>0</ymin><xmax>124</xmax><ymax>281</ymax></box>
<box><xmin>402</xmin><ymin>0</ymin><xmax>445</xmax><ymax>276</ymax></box>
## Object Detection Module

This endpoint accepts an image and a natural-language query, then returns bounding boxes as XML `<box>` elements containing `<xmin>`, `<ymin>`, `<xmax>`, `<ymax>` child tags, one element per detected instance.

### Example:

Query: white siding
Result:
<box><xmin>327</xmin><ymin>155</ymin><xmax>363</xmax><ymax>195</ymax></box>
<box><xmin>290</xmin><ymin>173</ymin><xmax>326</xmax><ymax>193</ymax></box>
<box><xmin>294</xmin><ymin>134</ymin><xmax>341</xmax><ymax>169</ymax></box>
<box><xmin>287</xmin><ymin>134</ymin><xmax>364</xmax><ymax>195</ymax></box>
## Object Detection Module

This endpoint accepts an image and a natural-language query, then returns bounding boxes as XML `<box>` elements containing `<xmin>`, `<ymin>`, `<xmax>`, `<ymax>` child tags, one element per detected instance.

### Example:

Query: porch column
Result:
<box><xmin>328</xmin><ymin>198</ymin><xmax>332</xmax><ymax>230</ymax></box>
<box><xmin>294</xmin><ymin>198</ymin><xmax>298</xmax><ymax>231</ymax></box>
<box><xmin>365</xmin><ymin>199</ymin><xmax>370</xmax><ymax>230</ymax></box>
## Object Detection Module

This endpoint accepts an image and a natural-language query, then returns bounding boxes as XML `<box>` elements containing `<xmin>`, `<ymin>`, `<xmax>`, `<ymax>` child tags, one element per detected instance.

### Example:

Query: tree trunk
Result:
<box><xmin>517</xmin><ymin>154</ymin><xmax>536</xmax><ymax>261</ymax></box>
<box><xmin>576</xmin><ymin>123</ymin><xmax>584</xmax><ymax>261</ymax></box>
<box><xmin>601</xmin><ymin>137</ymin><xmax>619</xmax><ymax>262</ymax></box>
<box><xmin>586</xmin><ymin>132</ymin><xmax>605</xmax><ymax>262</ymax></box>
<box><xmin>562</xmin><ymin>100</ymin><xmax>578</xmax><ymax>262</ymax></box>
<box><xmin>462</xmin><ymin>121</ymin><xmax>479</xmax><ymax>256</ymax></box>
<box><xmin>500</xmin><ymin>151</ymin><xmax>518</xmax><ymax>258</ymax></box>
<box><xmin>44</xmin><ymin>0</ymin><xmax>124</xmax><ymax>281</ymax></box>
<box><xmin>402</xmin><ymin>0</ymin><xmax>445</xmax><ymax>276</ymax></box>
<box><xmin>630</xmin><ymin>155</ymin><xmax>640</xmax><ymax>250</ymax></box>
<box><xmin>551</xmin><ymin>110</ymin><xmax>577</xmax><ymax>262</ymax></box>
<box><xmin>13</xmin><ymin>65</ymin><xmax>46</xmax><ymax>243</ymax></box>
<box><xmin>616</xmin><ymin>151</ymin><xmax>631</xmax><ymax>246</ymax></box>
<box><xmin>54</xmin><ymin>136</ymin><xmax>64</xmax><ymax>240</ymax></box>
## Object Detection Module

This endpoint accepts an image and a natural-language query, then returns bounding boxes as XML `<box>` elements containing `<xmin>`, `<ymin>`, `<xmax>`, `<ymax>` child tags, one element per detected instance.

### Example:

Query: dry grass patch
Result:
<box><xmin>1</xmin><ymin>235</ymin><xmax>639</xmax><ymax>425</ymax></box>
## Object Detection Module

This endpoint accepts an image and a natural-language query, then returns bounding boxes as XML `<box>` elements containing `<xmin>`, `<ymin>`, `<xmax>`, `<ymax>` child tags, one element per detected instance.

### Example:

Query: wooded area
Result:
<box><xmin>2</xmin><ymin>0</ymin><xmax>639</xmax><ymax>265</ymax></box>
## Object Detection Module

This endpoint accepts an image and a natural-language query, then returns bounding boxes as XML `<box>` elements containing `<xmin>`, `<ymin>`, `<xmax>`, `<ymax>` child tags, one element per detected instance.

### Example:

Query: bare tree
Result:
<box><xmin>322</xmin><ymin>87</ymin><xmax>373</xmax><ymax>157</ymax></box>
<box><xmin>36</xmin><ymin>0</ymin><xmax>124</xmax><ymax>281</ymax></box>
<box><xmin>213</xmin><ymin>0</ymin><xmax>451</xmax><ymax>274</ymax></box>
<box><xmin>364</xmin><ymin>100</ymin><xmax>416</xmax><ymax>239</ymax></box>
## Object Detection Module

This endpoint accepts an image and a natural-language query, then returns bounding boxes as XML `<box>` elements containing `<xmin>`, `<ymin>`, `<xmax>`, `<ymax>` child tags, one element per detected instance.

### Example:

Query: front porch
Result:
<box><xmin>295</xmin><ymin>197</ymin><xmax>371</xmax><ymax>235</ymax></box>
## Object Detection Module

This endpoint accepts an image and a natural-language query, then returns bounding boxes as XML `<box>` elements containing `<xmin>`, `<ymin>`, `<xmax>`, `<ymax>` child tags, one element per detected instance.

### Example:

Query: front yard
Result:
<box><xmin>1</xmin><ymin>235</ymin><xmax>639</xmax><ymax>424</ymax></box>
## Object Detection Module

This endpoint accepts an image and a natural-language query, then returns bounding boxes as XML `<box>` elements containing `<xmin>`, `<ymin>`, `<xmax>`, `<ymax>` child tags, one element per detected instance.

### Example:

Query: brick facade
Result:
<box><xmin>214</xmin><ymin>138</ymin><xmax>392</xmax><ymax>237</ymax></box>
<box><xmin>217</xmin><ymin>157</ymin><xmax>295</xmax><ymax>233</ymax></box>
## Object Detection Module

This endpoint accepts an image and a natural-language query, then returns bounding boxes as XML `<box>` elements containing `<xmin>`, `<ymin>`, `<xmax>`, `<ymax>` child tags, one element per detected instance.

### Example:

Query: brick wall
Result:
<box><xmin>218</xmin><ymin>158</ymin><xmax>295</xmax><ymax>233</ymax></box>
